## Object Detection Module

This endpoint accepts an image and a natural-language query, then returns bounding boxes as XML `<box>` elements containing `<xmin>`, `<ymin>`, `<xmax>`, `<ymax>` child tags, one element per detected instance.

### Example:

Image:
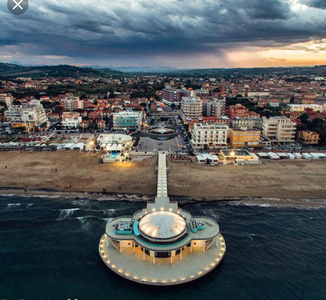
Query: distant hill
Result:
<box><xmin>114</xmin><ymin>66</ymin><xmax>179</xmax><ymax>73</ymax></box>
<box><xmin>0</xmin><ymin>63</ymin><xmax>123</xmax><ymax>78</ymax></box>
<box><xmin>174</xmin><ymin>65</ymin><xmax>326</xmax><ymax>77</ymax></box>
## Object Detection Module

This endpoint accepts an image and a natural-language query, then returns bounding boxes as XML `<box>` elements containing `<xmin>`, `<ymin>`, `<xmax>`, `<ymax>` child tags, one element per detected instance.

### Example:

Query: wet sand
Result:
<box><xmin>1</xmin><ymin>151</ymin><xmax>326</xmax><ymax>200</ymax></box>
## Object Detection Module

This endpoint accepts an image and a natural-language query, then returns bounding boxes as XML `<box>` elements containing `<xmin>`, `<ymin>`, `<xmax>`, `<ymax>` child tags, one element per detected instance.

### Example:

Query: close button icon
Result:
<box><xmin>7</xmin><ymin>0</ymin><xmax>29</xmax><ymax>15</ymax></box>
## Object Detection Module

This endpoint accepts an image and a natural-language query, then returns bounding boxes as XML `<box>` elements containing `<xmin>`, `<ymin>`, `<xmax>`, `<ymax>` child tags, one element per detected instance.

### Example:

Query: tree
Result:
<box><xmin>299</xmin><ymin>112</ymin><xmax>309</xmax><ymax>124</ymax></box>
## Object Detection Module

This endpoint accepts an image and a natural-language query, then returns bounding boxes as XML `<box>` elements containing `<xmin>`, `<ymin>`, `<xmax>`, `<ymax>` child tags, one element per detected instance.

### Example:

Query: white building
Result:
<box><xmin>181</xmin><ymin>96</ymin><xmax>203</xmax><ymax>120</ymax></box>
<box><xmin>288</xmin><ymin>104</ymin><xmax>323</xmax><ymax>112</ymax></box>
<box><xmin>262</xmin><ymin>117</ymin><xmax>296</xmax><ymax>144</ymax></box>
<box><xmin>113</xmin><ymin>111</ymin><xmax>143</xmax><ymax>131</ymax></box>
<box><xmin>60</xmin><ymin>96</ymin><xmax>84</xmax><ymax>111</ymax></box>
<box><xmin>191</xmin><ymin>123</ymin><xmax>228</xmax><ymax>149</ymax></box>
<box><xmin>203</xmin><ymin>99</ymin><xmax>224</xmax><ymax>117</ymax></box>
<box><xmin>61</xmin><ymin>117</ymin><xmax>82</xmax><ymax>129</ymax></box>
<box><xmin>0</xmin><ymin>94</ymin><xmax>13</xmax><ymax>108</ymax></box>
<box><xmin>4</xmin><ymin>100</ymin><xmax>48</xmax><ymax>129</ymax></box>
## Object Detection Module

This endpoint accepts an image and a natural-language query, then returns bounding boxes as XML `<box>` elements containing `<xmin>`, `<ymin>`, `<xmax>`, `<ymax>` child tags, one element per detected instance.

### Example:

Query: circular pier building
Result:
<box><xmin>99</xmin><ymin>154</ymin><xmax>226</xmax><ymax>285</ymax></box>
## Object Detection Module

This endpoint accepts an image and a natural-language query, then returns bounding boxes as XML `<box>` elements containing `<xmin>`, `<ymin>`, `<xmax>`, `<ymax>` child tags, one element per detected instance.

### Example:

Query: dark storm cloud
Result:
<box><xmin>0</xmin><ymin>0</ymin><xmax>325</xmax><ymax>61</ymax></box>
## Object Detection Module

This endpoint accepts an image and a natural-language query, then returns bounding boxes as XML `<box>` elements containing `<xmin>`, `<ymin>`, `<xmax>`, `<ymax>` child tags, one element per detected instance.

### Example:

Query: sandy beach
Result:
<box><xmin>0</xmin><ymin>151</ymin><xmax>326</xmax><ymax>200</ymax></box>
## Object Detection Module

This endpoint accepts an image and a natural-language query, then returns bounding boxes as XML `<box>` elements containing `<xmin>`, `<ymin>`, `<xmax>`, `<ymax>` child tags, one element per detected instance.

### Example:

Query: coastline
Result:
<box><xmin>1</xmin><ymin>187</ymin><xmax>325</xmax><ymax>209</ymax></box>
<box><xmin>1</xmin><ymin>151</ymin><xmax>326</xmax><ymax>206</ymax></box>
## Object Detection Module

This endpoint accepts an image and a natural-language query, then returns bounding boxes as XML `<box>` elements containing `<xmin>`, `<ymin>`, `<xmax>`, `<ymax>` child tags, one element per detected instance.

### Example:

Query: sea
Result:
<box><xmin>0</xmin><ymin>194</ymin><xmax>325</xmax><ymax>300</ymax></box>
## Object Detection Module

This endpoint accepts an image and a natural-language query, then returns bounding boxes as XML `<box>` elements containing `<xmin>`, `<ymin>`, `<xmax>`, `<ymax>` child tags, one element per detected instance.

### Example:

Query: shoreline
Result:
<box><xmin>1</xmin><ymin>187</ymin><xmax>325</xmax><ymax>209</ymax></box>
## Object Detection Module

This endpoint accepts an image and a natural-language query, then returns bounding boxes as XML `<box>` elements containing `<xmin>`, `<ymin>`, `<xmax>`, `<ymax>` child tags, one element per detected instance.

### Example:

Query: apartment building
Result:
<box><xmin>262</xmin><ymin>117</ymin><xmax>297</xmax><ymax>143</ymax></box>
<box><xmin>231</xmin><ymin>117</ymin><xmax>263</xmax><ymax>129</ymax></box>
<box><xmin>228</xmin><ymin>104</ymin><xmax>259</xmax><ymax>118</ymax></box>
<box><xmin>0</xmin><ymin>93</ymin><xmax>13</xmax><ymax>107</ymax></box>
<box><xmin>113</xmin><ymin>111</ymin><xmax>143</xmax><ymax>131</ymax></box>
<box><xmin>60</xmin><ymin>96</ymin><xmax>84</xmax><ymax>111</ymax></box>
<box><xmin>297</xmin><ymin>130</ymin><xmax>320</xmax><ymax>145</ymax></box>
<box><xmin>229</xmin><ymin>128</ymin><xmax>261</xmax><ymax>148</ymax></box>
<box><xmin>203</xmin><ymin>99</ymin><xmax>224</xmax><ymax>117</ymax></box>
<box><xmin>191</xmin><ymin>123</ymin><xmax>228</xmax><ymax>149</ymax></box>
<box><xmin>162</xmin><ymin>89</ymin><xmax>190</xmax><ymax>106</ymax></box>
<box><xmin>288</xmin><ymin>104</ymin><xmax>323</xmax><ymax>112</ymax></box>
<box><xmin>4</xmin><ymin>100</ymin><xmax>48</xmax><ymax>129</ymax></box>
<box><xmin>181</xmin><ymin>96</ymin><xmax>203</xmax><ymax>120</ymax></box>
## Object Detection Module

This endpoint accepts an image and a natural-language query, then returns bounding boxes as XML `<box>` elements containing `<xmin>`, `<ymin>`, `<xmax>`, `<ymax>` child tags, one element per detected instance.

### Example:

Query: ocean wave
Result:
<box><xmin>26</xmin><ymin>203</ymin><xmax>33</xmax><ymax>209</ymax></box>
<box><xmin>6</xmin><ymin>203</ymin><xmax>22</xmax><ymax>209</ymax></box>
<box><xmin>0</xmin><ymin>194</ymin><xmax>18</xmax><ymax>198</ymax></box>
<box><xmin>102</xmin><ymin>217</ymin><xmax>114</xmax><ymax>223</ymax></box>
<box><xmin>71</xmin><ymin>199</ymin><xmax>90</xmax><ymax>206</ymax></box>
<box><xmin>58</xmin><ymin>208</ymin><xmax>80</xmax><ymax>220</ymax></box>
<box><xmin>103</xmin><ymin>209</ymin><xmax>116</xmax><ymax>217</ymax></box>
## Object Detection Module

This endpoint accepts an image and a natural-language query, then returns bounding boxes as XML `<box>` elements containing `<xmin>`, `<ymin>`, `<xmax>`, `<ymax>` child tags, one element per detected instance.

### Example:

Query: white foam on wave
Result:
<box><xmin>26</xmin><ymin>203</ymin><xmax>33</xmax><ymax>209</ymax></box>
<box><xmin>6</xmin><ymin>203</ymin><xmax>21</xmax><ymax>208</ymax></box>
<box><xmin>71</xmin><ymin>199</ymin><xmax>90</xmax><ymax>206</ymax></box>
<box><xmin>58</xmin><ymin>208</ymin><xmax>80</xmax><ymax>220</ymax></box>
<box><xmin>103</xmin><ymin>217</ymin><xmax>114</xmax><ymax>223</ymax></box>
<box><xmin>103</xmin><ymin>209</ymin><xmax>116</xmax><ymax>217</ymax></box>
<box><xmin>1</xmin><ymin>194</ymin><xmax>17</xmax><ymax>198</ymax></box>
<box><xmin>77</xmin><ymin>216</ymin><xmax>92</xmax><ymax>231</ymax></box>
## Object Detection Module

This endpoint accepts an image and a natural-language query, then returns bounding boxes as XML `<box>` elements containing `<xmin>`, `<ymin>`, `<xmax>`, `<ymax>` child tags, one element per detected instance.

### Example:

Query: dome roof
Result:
<box><xmin>139</xmin><ymin>211</ymin><xmax>186</xmax><ymax>240</ymax></box>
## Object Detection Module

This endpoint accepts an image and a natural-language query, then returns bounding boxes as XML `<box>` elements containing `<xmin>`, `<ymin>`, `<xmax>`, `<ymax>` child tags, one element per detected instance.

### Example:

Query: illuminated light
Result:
<box><xmin>133</xmin><ymin>276</ymin><xmax>139</xmax><ymax>280</ymax></box>
<box><xmin>160</xmin><ymin>207</ymin><xmax>164</xmax><ymax>211</ymax></box>
<box><xmin>161</xmin><ymin>280</ymin><xmax>167</xmax><ymax>283</ymax></box>
<box><xmin>118</xmin><ymin>269</ymin><xmax>123</xmax><ymax>273</ymax></box>
<box><xmin>101</xmin><ymin>250</ymin><xmax>105</xmax><ymax>254</ymax></box>
<box><xmin>142</xmin><ymin>278</ymin><xmax>148</xmax><ymax>282</ymax></box>
<box><xmin>125</xmin><ymin>273</ymin><xmax>130</xmax><ymax>277</ymax></box>
<box><xmin>169</xmin><ymin>208</ymin><xmax>173</xmax><ymax>212</ymax></box>
<box><xmin>215</xmin><ymin>258</ymin><xmax>220</xmax><ymax>262</ymax></box>
<box><xmin>151</xmin><ymin>279</ymin><xmax>157</xmax><ymax>283</ymax></box>
<box><xmin>106</xmin><ymin>260</ymin><xmax>111</xmax><ymax>264</ymax></box>
<box><xmin>189</xmin><ymin>275</ymin><xmax>195</xmax><ymax>279</ymax></box>
<box><xmin>180</xmin><ymin>278</ymin><xmax>186</xmax><ymax>281</ymax></box>
<box><xmin>197</xmin><ymin>271</ymin><xmax>203</xmax><ymax>275</ymax></box>
<box><xmin>211</xmin><ymin>263</ymin><xmax>216</xmax><ymax>267</ymax></box>
<box><xmin>103</xmin><ymin>255</ymin><xmax>107</xmax><ymax>259</ymax></box>
<box><xmin>111</xmin><ymin>264</ymin><xmax>116</xmax><ymax>269</ymax></box>
<box><xmin>205</xmin><ymin>267</ymin><xmax>209</xmax><ymax>271</ymax></box>
<box><xmin>171</xmin><ymin>279</ymin><xmax>177</xmax><ymax>283</ymax></box>
<box><xmin>152</xmin><ymin>208</ymin><xmax>156</xmax><ymax>212</ymax></box>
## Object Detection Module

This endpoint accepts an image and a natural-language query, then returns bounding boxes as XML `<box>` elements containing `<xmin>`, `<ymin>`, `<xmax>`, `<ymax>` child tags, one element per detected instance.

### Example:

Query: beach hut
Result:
<box><xmin>276</xmin><ymin>153</ymin><xmax>288</xmax><ymax>159</ymax></box>
<box><xmin>302</xmin><ymin>153</ymin><xmax>311</xmax><ymax>160</ymax></box>
<box><xmin>257</xmin><ymin>153</ymin><xmax>269</xmax><ymax>160</ymax></box>
<box><xmin>293</xmin><ymin>153</ymin><xmax>302</xmax><ymax>159</ymax></box>
<box><xmin>286</xmin><ymin>153</ymin><xmax>295</xmax><ymax>160</ymax></box>
<box><xmin>317</xmin><ymin>153</ymin><xmax>326</xmax><ymax>159</ymax></box>
<box><xmin>310</xmin><ymin>153</ymin><xmax>319</xmax><ymax>159</ymax></box>
<box><xmin>268</xmin><ymin>152</ymin><xmax>280</xmax><ymax>160</ymax></box>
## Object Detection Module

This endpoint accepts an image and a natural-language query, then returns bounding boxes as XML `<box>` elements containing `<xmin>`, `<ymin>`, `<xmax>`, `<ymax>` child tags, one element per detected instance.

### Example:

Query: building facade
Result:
<box><xmin>230</xmin><ymin>117</ymin><xmax>263</xmax><ymax>130</ymax></box>
<box><xmin>228</xmin><ymin>104</ymin><xmax>259</xmax><ymax>119</ymax></box>
<box><xmin>4</xmin><ymin>100</ymin><xmax>48</xmax><ymax>129</ymax></box>
<box><xmin>229</xmin><ymin>128</ymin><xmax>261</xmax><ymax>148</ymax></box>
<box><xmin>191</xmin><ymin>123</ymin><xmax>228</xmax><ymax>149</ymax></box>
<box><xmin>181</xmin><ymin>96</ymin><xmax>203</xmax><ymax>120</ymax></box>
<box><xmin>262</xmin><ymin>117</ymin><xmax>297</xmax><ymax>144</ymax></box>
<box><xmin>60</xmin><ymin>96</ymin><xmax>84</xmax><ymax>111</ymax></box>
<box><xmin>113</xmin><ymin>111</ymin><xmax>143</xmax><ymax>131</ymax></box>
<box><xmin>297</xmin><ymin>130</ymin><xmax>320</xmax><ymax>145</ymax></box>
<box><xmin>0</xmin><ymin>93</ymin><xmax>13</xmax><ymax>108</ymax></box>
<box><xmin>162</xmin><ymin>89</ymin><xmax>190</xmax><ymax>106</ymax></box>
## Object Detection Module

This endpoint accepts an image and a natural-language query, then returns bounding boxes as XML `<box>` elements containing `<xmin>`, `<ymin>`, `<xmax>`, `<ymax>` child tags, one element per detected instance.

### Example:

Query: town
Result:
<box><xmin>1</xmin><ymin>63</ymin><xmax>326</xmax><ymax>164</ymax></box>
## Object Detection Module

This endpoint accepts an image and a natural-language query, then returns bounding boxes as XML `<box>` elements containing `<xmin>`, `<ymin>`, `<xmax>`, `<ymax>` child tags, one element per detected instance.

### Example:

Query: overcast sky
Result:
<box><xmin>1</xmin><ymin>0</ymin><xmax>326</xmax><ymax>68</ymax></box>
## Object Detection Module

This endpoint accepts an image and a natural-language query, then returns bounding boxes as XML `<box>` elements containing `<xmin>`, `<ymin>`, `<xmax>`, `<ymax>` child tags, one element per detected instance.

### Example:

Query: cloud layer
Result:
<box><xmin>1</xmin><ymin>0</ymin><xmax>326</xmax><ymax>67</ymax></box>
